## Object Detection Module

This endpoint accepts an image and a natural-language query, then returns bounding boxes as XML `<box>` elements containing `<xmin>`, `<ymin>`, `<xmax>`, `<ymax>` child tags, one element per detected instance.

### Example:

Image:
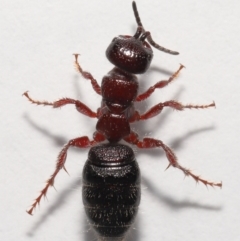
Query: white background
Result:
<box><xmin>1</xmin><ymin>0</ymin><xmax>239</xmax><ymax>240</ymax></box>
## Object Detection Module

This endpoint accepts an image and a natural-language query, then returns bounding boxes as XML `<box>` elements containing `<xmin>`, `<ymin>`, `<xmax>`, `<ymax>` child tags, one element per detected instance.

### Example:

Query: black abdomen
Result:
<box><xmin>82</xmin><ymin>144</ymin><xmax>141</xmax><ymax>240</ymax></box>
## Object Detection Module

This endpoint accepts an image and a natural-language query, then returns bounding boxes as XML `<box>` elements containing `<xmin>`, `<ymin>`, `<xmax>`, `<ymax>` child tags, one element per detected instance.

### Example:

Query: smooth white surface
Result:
<box><xmin>0</xmin><ymin>0</ymin><xmax>239</xmax><ymax>240</ymax></box>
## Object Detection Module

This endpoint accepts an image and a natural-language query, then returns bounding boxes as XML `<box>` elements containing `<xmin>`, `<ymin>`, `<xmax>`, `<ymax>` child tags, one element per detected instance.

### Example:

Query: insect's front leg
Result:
<box><xmin>73</xmin><ymin>54</ymin><xmax>101</xmax><ymax>95</ymax></box>
<box><xmin>135</xmin><ymin>64</ymin><xmax>184</xmax><ymax>102</ymax></box>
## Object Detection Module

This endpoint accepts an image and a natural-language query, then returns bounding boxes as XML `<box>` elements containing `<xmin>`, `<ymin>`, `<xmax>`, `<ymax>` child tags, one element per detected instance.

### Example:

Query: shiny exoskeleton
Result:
<box><xmin>24</xmin><ymin>1</ymin><xmax>221</xmax><ymax>241</ymax></box>
<box><xmin>83</xmin><ymin>144</ymin><xmax>140</xmax><ymax>240</ymax></box>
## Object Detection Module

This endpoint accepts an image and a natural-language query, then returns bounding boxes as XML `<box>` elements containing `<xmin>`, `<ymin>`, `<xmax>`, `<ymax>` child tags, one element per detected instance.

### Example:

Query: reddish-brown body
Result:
<box><xmin>97</xmin><ymin>67</ymin><xmax>138</xmax><ymax>142</ymax></box>
<box><xmin>24</xmin><ymin>1</ymin><xmax>221</xmax><ymax>239</ymax></box>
